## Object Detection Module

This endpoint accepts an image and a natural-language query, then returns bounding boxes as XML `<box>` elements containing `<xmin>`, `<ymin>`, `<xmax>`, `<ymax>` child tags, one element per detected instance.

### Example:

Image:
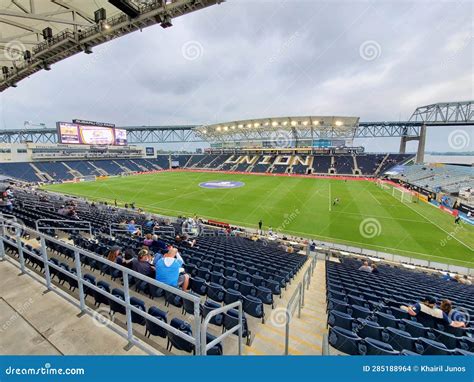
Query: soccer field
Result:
<box><xmin>43</xmin><ymin>171</ymin><xmax>474</xmax><ymax>267</ymax></box>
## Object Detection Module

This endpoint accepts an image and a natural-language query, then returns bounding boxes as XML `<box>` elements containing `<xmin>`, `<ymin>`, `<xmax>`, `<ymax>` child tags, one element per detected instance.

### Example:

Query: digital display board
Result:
<box><xmin>145</xmin><ymin>147</ymin><xmax>155</xmax><ymax>156</ymax></box>
<box><xmin>57</xmin><ymin>122</ymin><xmax>127</xmax><ymax>146</ymax></box>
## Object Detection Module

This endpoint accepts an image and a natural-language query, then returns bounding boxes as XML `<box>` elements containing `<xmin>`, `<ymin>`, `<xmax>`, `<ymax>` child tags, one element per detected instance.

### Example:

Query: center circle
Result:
<box><xmin>199</xmin><ymin>180</ymin><xmax>245</xmax><ymax>189</ymax></box>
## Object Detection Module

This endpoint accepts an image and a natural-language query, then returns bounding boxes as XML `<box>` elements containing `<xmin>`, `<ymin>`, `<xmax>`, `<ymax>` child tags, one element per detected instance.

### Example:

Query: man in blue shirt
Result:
<box><xmin>155</xmin><ymin>248</ymin><xmax>189</xmax><ymax>291</ymax></box>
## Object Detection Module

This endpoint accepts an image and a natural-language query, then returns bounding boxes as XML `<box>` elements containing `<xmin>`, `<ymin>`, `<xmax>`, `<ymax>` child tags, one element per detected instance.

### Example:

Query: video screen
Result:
<box><xmin>57</xmin><ymin>122</ymin><xmax>127</xmax><ymax>145</ymax></box>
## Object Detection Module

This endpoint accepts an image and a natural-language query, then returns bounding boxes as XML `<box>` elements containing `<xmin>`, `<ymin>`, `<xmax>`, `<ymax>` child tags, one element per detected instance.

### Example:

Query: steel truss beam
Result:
<box><xmin>410</xmin><ymin>100</ymin><xmax>474</xmax><ymax>125</ymax></box>
<box><xmin>0</xmin><ymin>125</ymin><xmax>202</xmax><ymax>144</ymax></box>
<box><xmin>1</xmin><ymin>0</ymin><xmax>223</xmax><ymax>92</ymax></box>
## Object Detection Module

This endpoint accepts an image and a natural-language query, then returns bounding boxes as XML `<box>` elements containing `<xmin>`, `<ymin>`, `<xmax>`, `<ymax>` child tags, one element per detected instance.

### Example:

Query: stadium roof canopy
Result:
<box><xmin>194</xmin><ymin>116</ymin><xmax>360</xmax><ymax>141</ymax></box>
<box><xmin>0</xmin><ymin>0</ymin><xmax>222</xmax><ymax>92</ymax></box>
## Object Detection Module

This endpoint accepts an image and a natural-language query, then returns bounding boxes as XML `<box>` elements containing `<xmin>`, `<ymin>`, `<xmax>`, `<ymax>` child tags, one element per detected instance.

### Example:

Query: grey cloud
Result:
<box><xmin>0</xmin><ymin>0</ymin><xmax>472</xmax><ymax>153</ymax></box>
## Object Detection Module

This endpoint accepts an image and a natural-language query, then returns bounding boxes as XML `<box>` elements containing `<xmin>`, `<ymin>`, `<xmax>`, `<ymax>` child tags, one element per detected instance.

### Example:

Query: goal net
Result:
<box><xmin>392</xmin><ymin>187</ymin><xmax>414</xmax><ymax>203</ymax></box>
<box><xmin>375</xmin><ymin>179</ymin><xmax>390</xmax><ymax>190</ymax></box>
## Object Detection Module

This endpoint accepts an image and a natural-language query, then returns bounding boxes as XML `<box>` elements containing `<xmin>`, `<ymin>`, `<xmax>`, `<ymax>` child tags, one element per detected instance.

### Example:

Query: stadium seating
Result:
<box><xmin>391</xmin><ymin>164</ymin><xmax>474</xmax><ymax>194</ymax></box>
<box><xmin>326</xmin><ymin>258</ymin><xmax>473</xmax><ymax>355</ymax></box>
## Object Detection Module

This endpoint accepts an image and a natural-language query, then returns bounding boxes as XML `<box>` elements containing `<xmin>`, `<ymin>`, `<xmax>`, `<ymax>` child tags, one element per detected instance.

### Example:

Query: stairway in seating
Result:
<box><xmin>88</xmin><ymin>162</ymin><xmax>108</xmax><ymax>176</ymax></box>
<box><xmin>113</xmin><ymin>160</ymin><xmax>133</xmax><ymax>173</ymax></box>
<box><xmin>62</xmin><ymin>162</ymin><xmax>83</xmax><ymax>178</ymax></box>
<box><xmin>374</xmin><ymin>154</ymin><xmax>390</xmax><ymax>176</ymax></box>
<box><xmin>352</xmin><ymin>155</ymin><xmax>360</xmax><ymax>175</ymax></box>
<box><xmin>29</xmin><ymin>163</ymin><xmax>53</xmax><ymax>182</ymax></box>
<box><xmin>130</xmin><ymin>160</ymin><xmax>148</xmax><ymax>172</ymax></box>
<box><xmin>245</xmin><ymin>259</ymin><xmax>327</xmax><ymax>355</ymax></box>
<box><xmin>144</xmin><ymin>159</ymin><xmax>162</xmax><ymax>170</ymax></box>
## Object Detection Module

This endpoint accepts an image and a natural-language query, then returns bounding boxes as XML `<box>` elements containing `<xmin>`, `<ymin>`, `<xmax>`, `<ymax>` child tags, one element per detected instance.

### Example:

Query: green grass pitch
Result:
<box><xmin>43</xmin><ymin>171</ymin><xmax>474</xmax><ymax>267</ymax></box>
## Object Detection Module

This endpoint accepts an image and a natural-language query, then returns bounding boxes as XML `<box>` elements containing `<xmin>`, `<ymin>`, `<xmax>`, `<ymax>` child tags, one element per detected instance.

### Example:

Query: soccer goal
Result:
<box><xmin>376</xmin><ymin>179</ymin><xmax>391</xmax><ymax>190</ymax></box>
<box><xmin>392</xmin><ymin>187</ymin><xmax>414</xmax><ymax>203</ymax></box>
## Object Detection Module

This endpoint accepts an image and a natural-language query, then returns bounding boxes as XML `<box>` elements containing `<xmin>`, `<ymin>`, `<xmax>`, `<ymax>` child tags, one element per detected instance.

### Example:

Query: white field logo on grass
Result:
<box><xmin>359</xmin><ymin>218</ymin><xmax>382</xmax><ymax>239</ymax></box>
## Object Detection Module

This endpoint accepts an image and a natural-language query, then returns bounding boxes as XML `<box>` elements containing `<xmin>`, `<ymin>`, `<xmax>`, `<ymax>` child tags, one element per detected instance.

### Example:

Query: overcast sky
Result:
<box><xmin>0</xmin><ymin>0</ymin><xmax>472</xmax><ymax>152</ymax></box>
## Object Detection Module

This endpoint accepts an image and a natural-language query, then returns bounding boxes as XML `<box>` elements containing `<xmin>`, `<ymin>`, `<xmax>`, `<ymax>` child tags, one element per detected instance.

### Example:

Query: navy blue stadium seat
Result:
<box><xmin>328</xmin><ymin>310</ymin><xmax>354</xmax><ymax>331</ymax></box>
<box><xmin>359</xmin><ymin>337</ymin><xmax>399</xmax><ymax>355</ymax></box>
<box><xmin>145</xmin><ymin>306</ymin><xmax>167</xmax><ymax>339</ymax></box>
<box><xmin>328</xmin><ymin>326</ymin><xmax>361</xmax><ymax>355</ymax></box>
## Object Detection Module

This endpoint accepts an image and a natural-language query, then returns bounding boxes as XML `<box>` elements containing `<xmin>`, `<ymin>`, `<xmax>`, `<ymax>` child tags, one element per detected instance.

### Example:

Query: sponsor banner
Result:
<box><xmin>439</xmin><ymin>205</ymin><xmax>458</xmax><ymax>216</ymax></box>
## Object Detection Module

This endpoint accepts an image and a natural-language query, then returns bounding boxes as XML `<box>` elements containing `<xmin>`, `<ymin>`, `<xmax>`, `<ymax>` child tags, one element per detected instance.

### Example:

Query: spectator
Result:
<box><xmin>155</xmin><ymin>247</ymin><xmax>189</xmax><ymax>291</ymax></box>
<box><xmin>150</xmin><ymin>234</ymin><xmax>168</xmax><ymax>254</ymax></box>
<box><xmin>107</xmin><ymin>245</ymin><xmax>121</xmax><ymax>262</ymax></box>
<box><xmin>371</xmin><ymin>264</ymin><xmax>379</xmax><ymax>274</ymax></box>
<box><xmin>403</xmin><ymin>296</ymin><xmax>466</xmax><ymax>328</ymax></box>
<box><xmin>117</xmin><ymin>248</ymin><xmax>135</xmax><ymax>269</ymax></box>
<box><xmin>143</xmin><ymin>233</ymin><xmax>153</xmax><ymax>246</ymax></box>
<box><xmin>127</xmin><ymin>219</ymin><xmax>141</xmax><ymax>236</ymax></box>
<box><xmin>440</xmin><ymin>299</ymin><xmax>468</xmax><ymax>326</ymax></box>
<box><xmin>358</xmin><ymin>261</ymin><xmax>372</xmax><ymax>272</ymax></box>
<box><xmin>132</xmin><ymin>249</ymin><xmax>155</xmax><ymax>278</ymax></box>
<box><xmin>460</xmin><ymin>275</ymin><xmax>472</xmax><ymax>285</ymax></box>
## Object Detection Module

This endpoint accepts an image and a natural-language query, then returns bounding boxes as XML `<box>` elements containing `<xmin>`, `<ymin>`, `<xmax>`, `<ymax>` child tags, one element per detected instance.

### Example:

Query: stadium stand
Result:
<box><xmin>390</xmin><ymin>164</ymin><xmax>474</xmax><ymax>195</ymax></box>
<box><xmin>0</xmin><ymin>151</ymin><xmax>414</xmax><ymax>182</ymax></box>
<box><xmin>0</xmin><ymin>187</ymin><xmax>310</xmax><ymax>355</ymax></box>
<box><xmin>326</xmin><ymin>257</ymin><xmax>473</xmax><ymax>355</ymax></box>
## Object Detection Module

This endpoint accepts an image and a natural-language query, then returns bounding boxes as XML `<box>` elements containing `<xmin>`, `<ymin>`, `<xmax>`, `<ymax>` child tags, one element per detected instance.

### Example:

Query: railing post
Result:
<box><xmin>194</xmin><ymin>299</ymin><xmax>202</xmax><ymax>355</ymax></box>
<box><xmin>15</xmin><ymin>225</ymin><xmax>26</xmax><ymax>274</ymax></box>
<box><xmin>39</xmin><ymin>235</ymin><xmax>52</xmax><ymax>290</ymax></box>
<box><xmin>238</xmin><ymin>302</ymin><xmax>243</xmax><ymax>356</ymax></box>
<box><xmin>297</xmin><ymin>283</ymin><xmax>302</xmax><ymax>318</ymax></box>
<box><xmin>74</xmin><ymin>250</ymin><xmax>86</xmax><ymax>312</ymax></box>
<box><xmin>284</xmin><ymin>309</ymin><xmax>291</xmax><ymax>355</ymax></box>
<box><xmin>122</xmin><ymin>271</ymin><xmax>134</xmax><ymax>343</ymax></box>
<box><xmin>0</xmin><ymin>221</ymin><xmax>6</xmax><ymax>261</ymax></box>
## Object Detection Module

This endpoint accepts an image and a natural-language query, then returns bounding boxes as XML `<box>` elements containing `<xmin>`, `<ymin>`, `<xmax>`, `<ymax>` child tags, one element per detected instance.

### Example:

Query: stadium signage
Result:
<box><xmin>72</xmin><ymin>119</ymin><xmax>115</xmax><ymax>128</ymax></box>
<box><xmin>199</xmin><ymin>181</ymin><xmax>245</xmax><ymax>189</ymax></box>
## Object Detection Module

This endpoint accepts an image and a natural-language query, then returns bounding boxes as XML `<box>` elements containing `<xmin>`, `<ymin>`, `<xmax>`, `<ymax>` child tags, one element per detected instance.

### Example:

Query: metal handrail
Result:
<box><xmin>0</xmin><ymin>217</ymin><xmax>205</xmax><ymax>354</ymax></box>
<box><xmin>35</xmin><ymin>219</ymin><xmax>92</xmax><ymax>235</ymax></box>
<box><xmin>201</xmin><ymin>301</ymin><xmax>243</xmax><ymax>356</ymax></box>
<box><xmin>153</xmin><ymin>225</ymin><xmax>176</xmax><ymax>237</ymax></box>
<box><xmin>109</xmin><ymin>223</ymin><xmax>143</xmax><ymax>236</ymax></box>
<box><xmin>284</xmin><ymin>255</ymin><xmax>317</xmax><ymax>355</ymax></box>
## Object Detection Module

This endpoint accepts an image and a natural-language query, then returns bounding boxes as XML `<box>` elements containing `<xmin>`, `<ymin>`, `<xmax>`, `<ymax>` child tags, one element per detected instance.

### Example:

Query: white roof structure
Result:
<box><xmin>0</xmin><ymin>0</ymin><xmax>223</xmax><ymax>91</ymax></box>
<box><xmin>195</xmin><ymin>116</ymin><xmax>360</xmax><ymax>142</ymax></box>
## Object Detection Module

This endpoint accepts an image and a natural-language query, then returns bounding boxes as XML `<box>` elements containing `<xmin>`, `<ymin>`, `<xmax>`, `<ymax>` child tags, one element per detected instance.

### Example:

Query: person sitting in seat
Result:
<box><xmin>132</xmin><ymin>249</ymin><xmax>155</xmax><ymax>278</ymax></box>
<box><xmin>402</xmin><ymin>296</ymin><xmax>466</xmax><ymax>328</ymax></box>
<box><xmin>440</xmin><ymin>299</ymin><xmax>468</xmax><ymax>326</ymax></box>
<box><xmin>117</xmin><ymin>248</ymin><xmax>135</xmax><ymax>269</ymax></box>
<box><xmin>150</xmin><ymin>234</ymin><xmax>168</xmax><ymax>254</ymax></box>
<box><xmin>127</xmin><ymin>220</ymin><xmax>141</xmax><ymax>236</ymax></box>
<box><xmin>107</xmin><ymin>245</ymin><xmax>121</xmax><ymax>262</ymax></box>
<box><xmin>143</xmin><ymin>233</ymin><xmax>153</xmax><ymax>246</ymax></box>
<box><xmin>371</xmin><ymin>263</ymin><xmax>379</xmax><ymax>274</ymax></box>
<box><xmin>155</xmin><ymin>247</ymin><xmax>189</xmax><ymax>291</ymax></box>
<box><xmin>358</xmin><ymin>260</ymin><xmax>372</xmax><ymax>272</ymax></box>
